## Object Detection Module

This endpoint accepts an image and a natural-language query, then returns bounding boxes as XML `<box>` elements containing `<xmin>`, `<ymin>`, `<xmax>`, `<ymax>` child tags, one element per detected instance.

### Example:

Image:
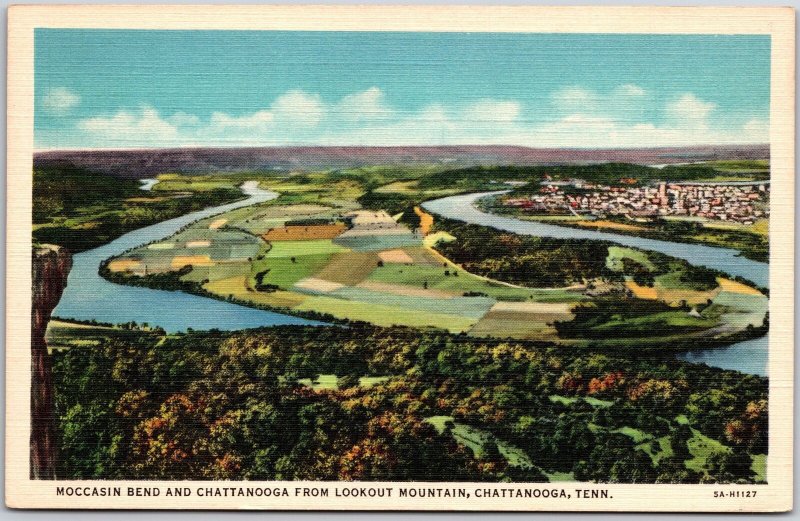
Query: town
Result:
<box><xmin>503</xmin><ymin>178</ymin><xmax>770</xmax><ymax>224</ymax></box>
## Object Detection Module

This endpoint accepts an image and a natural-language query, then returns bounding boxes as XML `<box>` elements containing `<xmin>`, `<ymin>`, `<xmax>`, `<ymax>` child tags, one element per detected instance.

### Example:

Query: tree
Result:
<box><xmin>337</xmin><ymin>375</ymin><xmax>360</xmax><ymax>390</ymax></box>
<box><xmin>655</xmin><ymin>456</ymin><xmax>701</xmax><ymax>483</ymax></box>
<box><xmin>707</xmin><ymin>450</ymin><xmax>754</xmax><ymax>483</ymax></box>
<box><xmin>669</xmin><ymin>424</ymin><xmax>693</xmax><ymax>461</ymax></box>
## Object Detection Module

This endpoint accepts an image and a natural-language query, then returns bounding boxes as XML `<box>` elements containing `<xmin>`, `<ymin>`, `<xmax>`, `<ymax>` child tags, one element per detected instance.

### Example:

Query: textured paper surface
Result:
<box><xmin>6</xmin><ymin>5</ymin><xmax>795</xmax><ymax>511</ymax></box>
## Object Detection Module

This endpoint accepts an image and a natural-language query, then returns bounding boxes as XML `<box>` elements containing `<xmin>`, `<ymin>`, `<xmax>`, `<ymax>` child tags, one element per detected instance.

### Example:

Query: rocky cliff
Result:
<box><xmin>31</xmin><ymin>244</ymin><xmax>71</xmax><ymax>479</ymax></box>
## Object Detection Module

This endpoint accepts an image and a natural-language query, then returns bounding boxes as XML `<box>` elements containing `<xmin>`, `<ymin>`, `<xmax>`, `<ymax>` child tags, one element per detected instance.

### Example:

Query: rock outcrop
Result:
<box><xmin>31</xmin><ymin>245</ymin><xmax>71</xmax><ymax>479</ymax></box>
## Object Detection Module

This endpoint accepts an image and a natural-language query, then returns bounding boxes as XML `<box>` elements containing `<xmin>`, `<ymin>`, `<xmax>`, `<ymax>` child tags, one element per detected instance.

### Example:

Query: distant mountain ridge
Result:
<box><xmin>34</xmin><ymin>144</ymin><xmax>769</xmax><ymax>179</ymax></box>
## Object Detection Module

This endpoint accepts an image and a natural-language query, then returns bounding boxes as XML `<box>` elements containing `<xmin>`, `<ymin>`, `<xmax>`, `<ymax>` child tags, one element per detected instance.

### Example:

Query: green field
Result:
<box><xmin>43</xmin><ymin>163</ymin><xmax>769</xmax><ymax>484</ymax></box>
<box><xmin>103</xmin><ymin>174</ymin><xmax>766</xmax><ymax>345</ymax></box>
<box><xmin>295</xmin><ymin>295</ymin><xmax>477</xmax><ymax>332</ymax></box>
<box><xmin>425</xmin><ymin>416</ymin><xmax>535</xmax><ymax>469</ymax></box>
<box><xmin>265</xmin><ymin>239</ymin><xmax>348</xmax><ymax>258</ymax></box>
<box><xmin>250</xmin><ymin>253</ymin><xmax>333</xmax><ymax>289</ymax></box>
<box><xmin>606</xmin><ymin>246</ymin><xmax>658</xmax><ymax>272</ymax></box>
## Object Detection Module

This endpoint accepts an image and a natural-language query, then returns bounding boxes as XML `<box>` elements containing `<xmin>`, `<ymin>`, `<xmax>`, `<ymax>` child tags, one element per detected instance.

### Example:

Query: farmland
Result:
<box><xmin>39</xmin><ymin>159</ymin><xmax>769</xmax><ymax>484</ymax></box>
<box><xmin>103</xmin><ymin>170</ymin><xmax>767</xmax><ymax>346</ymax></box>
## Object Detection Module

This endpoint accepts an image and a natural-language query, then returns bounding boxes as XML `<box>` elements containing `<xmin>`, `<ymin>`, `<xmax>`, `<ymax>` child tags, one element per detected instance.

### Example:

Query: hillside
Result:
<box><xmin>34</xmin><ymin>144</ymin><xmax>769</xmax><ymax>178</ymax></box>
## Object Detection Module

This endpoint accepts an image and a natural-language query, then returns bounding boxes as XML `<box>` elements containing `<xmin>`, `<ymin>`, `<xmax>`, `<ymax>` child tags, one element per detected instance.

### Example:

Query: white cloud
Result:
<box><xmin>270</xmin><ymin>90</ymin><xmax>324</xmax><ymax>127</ymax></box>
<box><xmin>552</xmin><ymin>86</ymin><xmax>595</xmax><ymax>103</ymax></box>
<box><xmin>68</xmin><ymin>87</ymin><xmax>767</xmax><ymax>149</ymax></box>
<box><xmin>464</xmin><ymin>99</ymin><xmax>521</xmax><ymax>123</ymax></box>
<box><xmin>550</xmin><ymin>84</ymin><xmax>648</xmax><ymax>123</ymax></box>
<box><xmin>334</xmin><ymin>87</ymin><xmax>393</xmax><ymax>122</ymax></box>
<box><xmin>666</xmin><ymin>94</ymin><xmax>717</xmax><ymax>125</ymax></box>
<box><xmin>743</xmin><ymin>118</ymin><xmax>769</xmax><ymax>136</ymax></box>
<box><xmin>169</xmin><ymin>112</ymin><xmax>201</xmax><ymax>127</ymax></box>
<box><xmin>209</xmin><ymin>110</ymin><xmax>273</xmax><ymax>131</ymax></box>
<box><xmin>550</xmin><ymin>86</ymin><xmax>596</xmax><ymax>111</ymax></box>
<box><xmin>615</xmin><ymin>84</ymin><xmax>646</xmax><ymax>96</ymax></box>
<box><xmin>42</xmin><ymin>87</ymin><xmax>80</xmax><ymax>115</ymax></box>
<box><xmin>78</xmin><ymin>107</ymin><xmax>179</xmax><ymax>147</ymax></box>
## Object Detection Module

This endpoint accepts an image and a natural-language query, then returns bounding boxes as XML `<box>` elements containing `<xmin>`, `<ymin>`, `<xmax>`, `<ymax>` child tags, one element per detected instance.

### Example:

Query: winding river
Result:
<box><xmin>422</xmin><ymin>191</ymin><xmax>768</xmax><ymax>288</ymax></box>
<box><xmin>53</xmin><ymin>182</ymin><xmax>326</xmax><ymax>333</ymax></box>
<box><xmin>422</xmin><ymin>191</ymin><xmax>769</xmax><ymax>376</ymax></box>
<box><xmin>53</xmin><ymin>184</ymin><xmax>768</xmax><ymax>375</ymax></box>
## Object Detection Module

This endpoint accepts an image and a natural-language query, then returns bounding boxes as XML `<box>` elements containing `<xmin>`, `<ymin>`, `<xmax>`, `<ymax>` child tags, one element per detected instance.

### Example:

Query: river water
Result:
<box><xmin>422</xmin><ymin>191</ymin><xmax>769</xmax><ymax>376</ymax></box>
<box><xmin>53</xmin><ymin>184</ymin><xmax>768</xmax><ymax>375</ymax></box>
<box><xmin>53</xmin><ymin>182</ymin><xmax>326</xmax><ymax>333</ymax></box>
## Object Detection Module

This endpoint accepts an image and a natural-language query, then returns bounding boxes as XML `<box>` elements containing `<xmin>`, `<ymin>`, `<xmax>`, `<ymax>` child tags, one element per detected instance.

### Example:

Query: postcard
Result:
<box><xmin>6</xmin><ymin>5</ymin><xmax>794</xmax><ymax>511</ymax></box>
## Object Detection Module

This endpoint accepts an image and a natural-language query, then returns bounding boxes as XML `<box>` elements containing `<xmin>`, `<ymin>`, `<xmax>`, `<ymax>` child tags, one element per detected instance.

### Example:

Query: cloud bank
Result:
<box><xmin>57</xmin><ymin>85</ymin><xmax>767</xmax><ymax>149</ymax></box>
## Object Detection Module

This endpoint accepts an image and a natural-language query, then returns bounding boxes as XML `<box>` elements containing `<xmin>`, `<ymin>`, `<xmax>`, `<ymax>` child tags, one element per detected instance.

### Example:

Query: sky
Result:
<box><xmin>34</xmin><ymin>30</ymin><xmax>770</xmax><ymax>150</ymax></box>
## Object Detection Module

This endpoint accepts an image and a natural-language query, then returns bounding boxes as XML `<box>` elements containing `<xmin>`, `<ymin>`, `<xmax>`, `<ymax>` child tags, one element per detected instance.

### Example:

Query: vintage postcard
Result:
<box><xmin>6</xmin><ymin>5</ymin><xmax>794</xmax><ymax>512</ymax></box>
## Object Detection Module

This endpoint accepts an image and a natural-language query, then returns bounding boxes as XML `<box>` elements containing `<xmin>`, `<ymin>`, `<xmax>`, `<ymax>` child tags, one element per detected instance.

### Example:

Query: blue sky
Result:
<box><xmin>35</xmin><ymin>30</ymin><xmax>770</xmax><ymax>150</ymax></box>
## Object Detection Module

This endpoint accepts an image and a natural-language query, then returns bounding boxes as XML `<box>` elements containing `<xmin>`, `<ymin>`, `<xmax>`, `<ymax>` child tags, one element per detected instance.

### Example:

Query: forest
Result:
<box><xmin>33</xmin><ymin>166</ymin><xmax>242</xmax><ymax>252</ymax></box>
<box><xmin>51</xmin><ymin>324</ymin><xmax>767</xmax><ymax>483</ymax></box>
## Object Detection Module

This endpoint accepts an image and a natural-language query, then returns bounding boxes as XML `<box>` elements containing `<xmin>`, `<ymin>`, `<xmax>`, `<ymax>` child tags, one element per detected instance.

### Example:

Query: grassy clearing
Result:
<box><xmin>700</xmin><ymin>159</ymin><xmax>770</xmax><ymax>173</ymax></box>
<box><xmin>606</xmin><ymin>246</ymin><xmax>657</xmax><ymax>272</ymax></box>
<box><xmin>424</xmin><ymin>416</ymin><xmax>535</xmax><ymax>469</ymax></box>
<box><xmin>470</xmin><ymin>302</ymin><xmax>574</xmax><ymax>340</ymax></box>
<box><xmin>311</xmin><ymin>251</ymin><xmax>380</xmax><ymax>286</ymax></box>
<box><xmin>423</xmin><ymin>231</ymin><xmax>456</xmax><ymax>248</ymax></box>
<box><xmin>181</xmin><ymin>263</ymin><xmax>250</xmax><ymax>283</ymax></box>
<box><xmin>637</xmin><ymin>436</ymin><xmax>674</xmax><ymax>465</ymax></box>
<box><xmin>685</xmin><ymin>428</ymin><xmax>730</xmax><ymax>474</ymax></box>
<box><xmin>751</xmin><ymin>454</ymin><xmax>767</xmax><ymax>481</ymax></box>
<box><xmin>45</xmin><ymin>319</ymin><xmax>161</xmax><ymax>350</ymax></box>
<box><xmin>295</xmin><ymin>295</ymin><xmax>476</xmax><ymax>332</ymax></box>
<box><xmin>549</xmin><ymin>395</ymin><xmax>579</xmax><ymax>406</ymax></box>
<box><xmin>295</xmin><ymin>374</ymin><xmax>391</xmax><ymax>391</ymax></box>
<box><xmin>549</xmin><ymin>395</ymin><xmax>613</xmax><ymax>408</ymax></box>
<box><xmin>613</xmin><ymin>426</ymin><xmax>653</xmax><ymax>444</ymax></box>
<box><xmin>545</xmin><ymin>471</ymin><xmax>576</xmax><ymax>482</ymax></box>
<box><xmin>368</xmin><ymin>263</ymin><xmax>580</xmax><ymax>302</ymax></box>
<box><xmin>703</xmin><ymin>218</ymin><xmax>768</xmax><ymax>237</ymax></box>
<box><xmin>152</xmin><ymin>175</ymin><xmax>238</xmax><ymax>192</ymax></box>
<box><xmin>265</xmin><ymin>239</ymin><xmax>348</xmax><ymax>258</ymax></box>
<box><xmin>203</xmin><ymin>276</ymin><xmax>308</xmax><ymax>309</ymax></box>
<box><xmin>653</xmin><ymin>270</ymin><xmax>700</xmax><ymax>290</ymax></box>
<box><xmin>373</xmin><ymin>180</ymin><xmax>420</xmax><ymax>193</ymax></box>
<box><xmin>468</xmin><ymin>318</ymin><xmax>561</xmax><ymax>341</ymax></box>
<box><xmin>332</xmin><ymin>286</ymin><xmax>494</xmax><ymax>319</ymax></box>
<box><xmin>590</xmin><ymin>310</ymin><xmax>716</xmax><ymax>335</ymax></box>
<box><xmin>584</xmin><ymin>397</ymin><xmax>614</xmax><ymax>407</ymax></box>
<box><xmin>251</xmin><ymin>253</ymin><xmax>333</xmax><ymax>289</ymax></box>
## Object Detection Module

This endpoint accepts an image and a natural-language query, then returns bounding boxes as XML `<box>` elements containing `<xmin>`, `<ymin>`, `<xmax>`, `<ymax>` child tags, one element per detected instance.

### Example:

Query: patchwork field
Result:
<box><xmin>262</xmin><ymin>223</ymin><xmax>346</xmax><ymax>241</ymax></box>
<box><xmin>105</xmin><ymin>194</ymin><xmax>767</xmax><ymax>343</ymax></box>
<box><xmin>310</xmin><ymin>251</ymin><xmax>380</xmax><ymax>286</ymax></box>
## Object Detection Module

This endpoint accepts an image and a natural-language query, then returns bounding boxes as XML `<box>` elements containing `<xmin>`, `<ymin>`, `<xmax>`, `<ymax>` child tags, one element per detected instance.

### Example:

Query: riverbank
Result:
<box><xmin>53</xmin><ymin>182</ymin><xmax>328</xmax><ymax>333</ymax></box>
<box><xmin>478</xmin><ymin>193</ymin><xmax>769</xmax><ymax>263</ymax></box>
<box><xmin>422</xmin><ymin>191</ymin><xmax>769</xmax><ymax>376</ymax></box>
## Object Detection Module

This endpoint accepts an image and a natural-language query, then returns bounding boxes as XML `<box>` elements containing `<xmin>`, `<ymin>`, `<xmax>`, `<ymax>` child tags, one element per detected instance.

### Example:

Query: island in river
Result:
<box><xmin>35</xmin><ymin>159</ymin><xmax>769</xmax><ymax>484</ymax></box>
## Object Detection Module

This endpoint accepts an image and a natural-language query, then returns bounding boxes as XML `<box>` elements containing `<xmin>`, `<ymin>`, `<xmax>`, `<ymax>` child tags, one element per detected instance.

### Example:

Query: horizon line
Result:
<box><xmin>33</xmin><ymin>142</ymin><xmax>771</xmax><ymax>155</ymax></box>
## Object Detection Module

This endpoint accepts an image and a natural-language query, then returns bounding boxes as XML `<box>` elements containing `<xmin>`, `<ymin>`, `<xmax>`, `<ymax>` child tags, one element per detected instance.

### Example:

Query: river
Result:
<box><xmin>53</xmin><ymin>181</ymin><xmax>326</xmax><ymax>333</ymax></box>
<box><xmin>422</xmin><ymin>191</ymin><xmax>769</xmax><ymax>376</ymax></box>
<box><xmin>53</xmin><ymin>184</ymin><xmax>768</xmax><ymax>375</ymax></box>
